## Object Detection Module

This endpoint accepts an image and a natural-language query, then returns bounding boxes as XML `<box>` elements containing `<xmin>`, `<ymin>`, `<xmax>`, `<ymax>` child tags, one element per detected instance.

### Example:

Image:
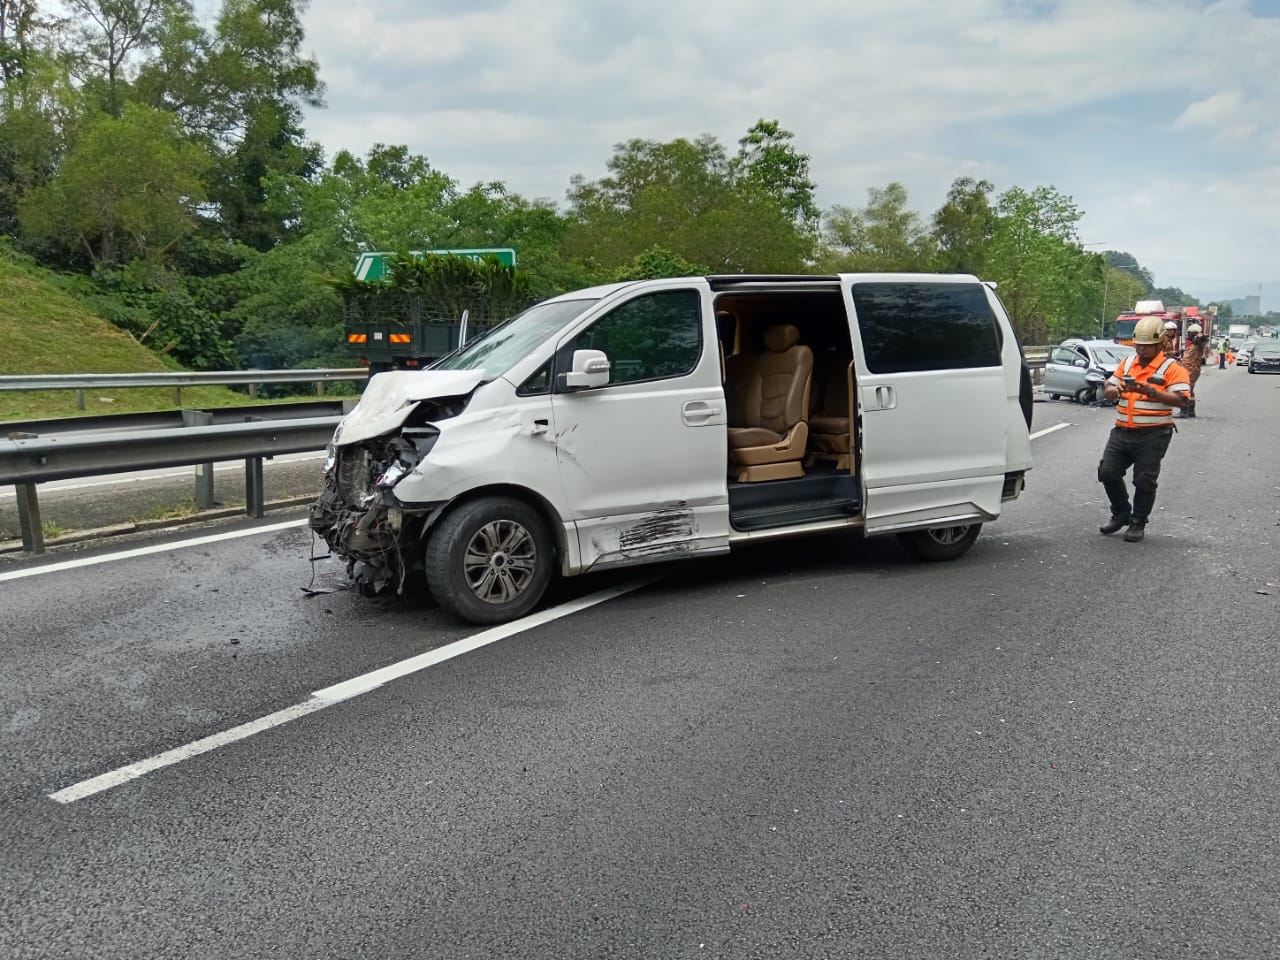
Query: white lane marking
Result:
<box><xmin>48</xmin><ymin>579</ymin><xmax>651</xmax><ymax>804</ymax></box>
<box><xmin>1031</xmin><ymin>423</ymin><xmax>1071</xmax><ymax>440</ymax></box>
<box><xmin>0</xmin><ymin>519</ymin><xmax>308</xmax><ymax>582</ymax></box>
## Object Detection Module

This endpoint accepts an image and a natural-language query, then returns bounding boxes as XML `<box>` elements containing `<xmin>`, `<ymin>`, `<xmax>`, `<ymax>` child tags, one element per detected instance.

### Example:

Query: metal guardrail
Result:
<box><xmin>3</xmin><ymin>400</ymin><xmax>351</xmax><ymax>439</ymax></box>
<box><xmin>0</xmin><ymin>369</ymin><xmax>367</xmax><ymax>390</ymax></box>
<box><xmin>0</xmin><ymin>368</ymin><xmax>369</xmax><ymax>409</ymax></box>
<box><xmin>0</xmin><ymin>417</ymin><xmax>340</xmax><ymax>554</ymax></box>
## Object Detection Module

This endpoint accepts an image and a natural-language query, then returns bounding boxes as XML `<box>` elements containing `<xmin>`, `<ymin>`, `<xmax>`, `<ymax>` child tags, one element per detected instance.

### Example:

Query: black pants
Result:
<box><xmin>1097</xmin><ymin>425</ymin><xmax>1174</xmax><ymax>523</ymax></box>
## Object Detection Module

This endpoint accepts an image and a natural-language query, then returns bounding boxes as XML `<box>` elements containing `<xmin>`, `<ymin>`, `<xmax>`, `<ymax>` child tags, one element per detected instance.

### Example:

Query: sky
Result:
<box><xmin>287</xmin><ymin>0</ymin><xmax>1279</xmax><ymax>310</ymax></box>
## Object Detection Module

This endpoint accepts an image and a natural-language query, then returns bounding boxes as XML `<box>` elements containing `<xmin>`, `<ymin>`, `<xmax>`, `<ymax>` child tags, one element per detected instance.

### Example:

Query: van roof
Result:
<box><xmin>542</xmin><ymin>273</ymin><xmax>986</xmax><ymax>304</ymax></box>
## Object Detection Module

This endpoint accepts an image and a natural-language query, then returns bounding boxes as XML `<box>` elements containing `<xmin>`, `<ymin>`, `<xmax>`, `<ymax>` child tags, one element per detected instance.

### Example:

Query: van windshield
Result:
<box><xmin>432</xmin><ymin>297</ymin><xmax>600</xmax><ymax>380</ymax></box>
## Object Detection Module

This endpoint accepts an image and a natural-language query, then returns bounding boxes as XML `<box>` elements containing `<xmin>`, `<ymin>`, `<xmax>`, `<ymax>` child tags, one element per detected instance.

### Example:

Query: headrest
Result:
<box><xmin>762</xmin><ymin>325</ymin><xmax>800</xmax><ymax>352</ymax></box>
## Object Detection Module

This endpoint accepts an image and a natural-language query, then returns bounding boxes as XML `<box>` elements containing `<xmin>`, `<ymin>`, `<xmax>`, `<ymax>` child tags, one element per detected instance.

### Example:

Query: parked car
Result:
<box><xmin>1236</xmin><ymin>340</ymin><xmax>1258</xmax><ymax>366</ymax></box>
<box><xmin>311</xmin><ymin>273</ymin><xmax>1035</xmax><ymax>624</ymax></box>
<box><xmin>1044</xmin><ymin>339</ymin><xmax>1136</xmax><ymax>403</ymax></box>
<box><xmin>1248</xmin><ymin>341</ymin><xmax>1280</xmax><ymax>373</ymax></box>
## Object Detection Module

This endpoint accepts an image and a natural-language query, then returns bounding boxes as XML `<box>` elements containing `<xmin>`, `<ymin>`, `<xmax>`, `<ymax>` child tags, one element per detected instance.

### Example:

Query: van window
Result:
<box><xmin>558</xmin><ymin>289</ymin><xmax>702</xmax><ymax>386</ymax></box>
<box><xmin>851</xmin><ymin>282</ymin><xmax>1001</xmax><ymax>374</ymax></box>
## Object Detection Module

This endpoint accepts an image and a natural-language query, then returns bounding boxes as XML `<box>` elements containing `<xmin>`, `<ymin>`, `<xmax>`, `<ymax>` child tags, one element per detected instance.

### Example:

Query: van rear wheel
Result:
<box><xmin>425</xmin><ymin>497</ymin><xmax>555</xmax><ymax>625</ymax></box>
<box><xmin>897</xmin><ymin>523</ymin><xmax>981</xmax><ymax>562</ymax></box>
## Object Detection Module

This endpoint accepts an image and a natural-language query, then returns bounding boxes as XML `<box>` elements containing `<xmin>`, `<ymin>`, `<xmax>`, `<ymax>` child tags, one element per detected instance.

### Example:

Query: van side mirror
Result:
<box><xmin>1073</xmin><ymin>357</ymin><xmax>1087</xmax><ymax>368</ymax></box>
<box><xmin>561</xmin><ymin>349</ymin><xmax>611</xmax><ymax>390</ymax></box>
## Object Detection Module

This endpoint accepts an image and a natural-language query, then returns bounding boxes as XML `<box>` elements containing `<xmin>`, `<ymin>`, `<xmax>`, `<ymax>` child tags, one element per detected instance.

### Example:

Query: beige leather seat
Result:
<box><xmin>809</xmin><ymin>354</ymin><xmax>854</xmax><ymax>471</ymax></box>
<box><xmin>726</xmin><ymin>324</ymin><xmax>814</xmax><ymax>482</ymax></box>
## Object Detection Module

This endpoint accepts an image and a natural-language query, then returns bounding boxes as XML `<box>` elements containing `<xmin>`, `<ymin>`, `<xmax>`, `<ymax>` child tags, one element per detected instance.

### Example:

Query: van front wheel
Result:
<box><xmin>425</xmin><ymin>497</ymin><xmax>555</xmax><ymax>625</ymax></box>
<box><xmin>897</xmin><ymin>523</ymin><xmax>982</xmax><ymax>562</ymax></box>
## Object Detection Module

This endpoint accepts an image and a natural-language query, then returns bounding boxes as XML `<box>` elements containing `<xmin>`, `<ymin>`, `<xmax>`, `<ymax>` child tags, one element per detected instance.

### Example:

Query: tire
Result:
<box><xmin>424</xmin><ymin>497</ymin><xmax>555</xmax><ymax>625</ymax></box>
<box><xmin>897</xmin><ymin>523</ymin><xmax>982</xmax><ymax>562</ymax></box>
<box><xmin>1075</xmin><ymin>386</ymin><xmax>1094</xmax><ymax>404</ymax></box>
<box><xmin>1048</xmin><ymin>393</ymin><xmax>1062</xmax><ymax>401</ymax></box>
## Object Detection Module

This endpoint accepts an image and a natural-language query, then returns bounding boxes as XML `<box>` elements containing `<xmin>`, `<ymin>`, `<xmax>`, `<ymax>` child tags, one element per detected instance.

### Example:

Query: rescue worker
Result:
<box><xmin>1097</xmin><ymin>316</ymin><xmax>1192</xmax><ymax>542</ymax></box>
<box><xmin>1218</xmin><ymin>338</ymin><xmax>1229</xmax><ymax>368</ymax></box>
<box><xmin>1162</xmin><ymin>320</ymin><xmax>1179</xmax><ymax>357</ymax></box>
<box><xmin>1178</xmin><ymin>323</ymin><xmax>1208</xmax><ymax>418</ymax></box>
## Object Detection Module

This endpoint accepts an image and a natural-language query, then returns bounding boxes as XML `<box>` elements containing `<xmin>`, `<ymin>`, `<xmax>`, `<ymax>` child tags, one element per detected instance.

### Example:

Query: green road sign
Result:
<box><xmin>354</xmin><ymin>248</ymin><xmax>517</xmax><ymax>281</ymax></box>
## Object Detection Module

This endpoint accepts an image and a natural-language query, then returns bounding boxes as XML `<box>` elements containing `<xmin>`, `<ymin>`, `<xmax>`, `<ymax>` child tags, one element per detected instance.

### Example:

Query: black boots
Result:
<box><xmin>1100</xmin><ymin>515</ymin><xmax>1128</xmax><ymax>535</ymax></box>
<box><xmin>1101</xmin><ymin>515</ymin><xmax>1146</xmax><ymax>540</ymax></box>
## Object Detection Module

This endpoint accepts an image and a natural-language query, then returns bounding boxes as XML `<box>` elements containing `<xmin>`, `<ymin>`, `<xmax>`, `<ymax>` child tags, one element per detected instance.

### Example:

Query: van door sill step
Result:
<box><xmin>729</xmin><ymin>498</ymin><xmax>860</xmax><ymax>532</ymax></box>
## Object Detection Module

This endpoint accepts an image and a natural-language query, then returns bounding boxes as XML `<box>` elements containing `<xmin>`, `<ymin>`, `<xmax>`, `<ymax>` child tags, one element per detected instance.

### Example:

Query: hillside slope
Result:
<box><xmin>0</xmin><ymin>255</ymin><xmax>243</xmax><ymax>421</ymax></box>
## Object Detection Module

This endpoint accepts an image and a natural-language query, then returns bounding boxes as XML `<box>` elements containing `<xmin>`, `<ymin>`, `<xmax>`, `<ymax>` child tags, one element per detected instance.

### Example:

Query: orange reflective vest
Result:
<box><xmin>1109</xmin><ymin>355</ymin><xmax>1191</xmax><ymax>429</ymax></box>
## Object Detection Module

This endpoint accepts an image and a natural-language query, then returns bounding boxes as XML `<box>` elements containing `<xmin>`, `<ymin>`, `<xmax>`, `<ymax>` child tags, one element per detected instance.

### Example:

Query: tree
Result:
<box><xmin>819</xmin><ymin>182</ymin><xmax>935</xmax><ymax>271</ymax></box>
<box><xmin>930</xmin><ymin>176</ymin><xmax>995</xmax><ymax>275</ymax></box>
<box><xmin>983</xmin><ymin>185</ymin><xmax>1090</xmax><ymax>341</ymax></box>
<box><xmin>1151</xmin><ymin>286</ymin><xmax>1198</xmax><ymax>308</ymax></box>
<box><xmin>1103</xmin><ymin>250</ymin><xmax>1154</xmax><ymax>291</ymax></box>
<box><xmin>732</xmin><ymin>118</ymin><xmax>819</xmax><ymax>230</ymax></box>
<box><xmin>19</xmin><ymin>102</ymin><xmax>208</xmax><ymax>264</ymax></box>
<box><xmin>0</xmin><ymin>0</ymin><xmax>55</xmax><ymax>88</ymax></box>
<box><xmin>64</xmin><ymin>0</ymin><xmax>168</xmax><ymax>117</ymax></box>
<box><xmin>563</xmin><ymin>131</ymin><xmax>812</xmax><ymax>276</ymax></box>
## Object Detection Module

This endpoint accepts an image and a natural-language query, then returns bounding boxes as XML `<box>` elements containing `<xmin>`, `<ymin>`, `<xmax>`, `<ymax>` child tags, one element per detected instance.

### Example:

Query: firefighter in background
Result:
<box><xmin>1178</xmin><ymin>323</ymin><xmax>1208</xmax><ymax>418</ymax></box>
<box><xmin>1097</xmin><ymin>316</ymin><xmax>1192</xmax><ymax>543</ymax></box>
<box><xmin>1162</xmin><ymin>320</ymin><xmax>1179</xmax><ymax>357</ymax></box>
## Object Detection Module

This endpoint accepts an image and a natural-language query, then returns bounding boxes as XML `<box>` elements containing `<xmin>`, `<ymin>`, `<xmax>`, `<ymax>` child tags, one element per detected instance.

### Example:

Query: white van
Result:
<box><xmin>310</xmin><ymin>274</ymin><xmax>1034</xmax><ymax>624</ymax></box>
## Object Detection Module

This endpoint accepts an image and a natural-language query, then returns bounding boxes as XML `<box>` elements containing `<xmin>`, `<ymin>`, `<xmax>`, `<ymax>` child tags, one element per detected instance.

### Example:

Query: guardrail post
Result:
<box><xmin>15</xmin><ymin>483</ymin><xmax>45</xmax><ymax>554</ymax></box>
<box><xmin>248</xmin><ymin>383</ymin><xmax>257</xmax><ymax>400</ymax></box>
<box><xmin>315</xmin><ymin>380</ymin><xmax>326</xmax><ymax>397</ymax></box>
<box><xmin>245</xmin><ymin>457</ymin><xmax>265</xmax><ymax>518</ymax></box>
<box><xmin>76</xmin><ymin>389</ymin><xmax>86</xmax><ymax>411</ymax></box>
<box><xmin>182</xmin><ymin>410</ymin><xmax>216</xmax><ymax>509</ymax></box>
<box><xmin>172</xmin><ymin>386</ymin><xmax>182</xmax><ymax>406</ymax></box>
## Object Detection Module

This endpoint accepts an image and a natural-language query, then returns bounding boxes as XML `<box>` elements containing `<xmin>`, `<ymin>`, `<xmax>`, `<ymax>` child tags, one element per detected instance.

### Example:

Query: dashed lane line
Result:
<box><xmin>48</xmin><ymin>578</ymin><xmax>653</xmax><ymax>804</ymax></box>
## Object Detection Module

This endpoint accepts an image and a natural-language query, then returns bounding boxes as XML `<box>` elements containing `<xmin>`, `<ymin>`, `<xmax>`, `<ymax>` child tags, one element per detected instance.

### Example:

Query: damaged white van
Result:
<box><xmin>310</xmin><ymin>274</ymin><xmax>1034</xmax><ymax>624</ymax></box>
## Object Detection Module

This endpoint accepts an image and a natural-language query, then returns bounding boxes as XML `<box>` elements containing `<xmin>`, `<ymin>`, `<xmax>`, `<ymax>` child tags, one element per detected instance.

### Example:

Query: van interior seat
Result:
<box><xmin>809</xmin><ymin>353</ymin><xmax>854</xmax><ymax>470</ymax></box>
<box><xmin>726</xmin><ymin>324</ymin><xmax>814</xmax><ymax>483</ymax></box>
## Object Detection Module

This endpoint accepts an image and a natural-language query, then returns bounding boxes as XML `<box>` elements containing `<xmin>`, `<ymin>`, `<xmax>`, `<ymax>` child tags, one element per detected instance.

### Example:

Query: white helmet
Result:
<box><xmin>1187</xmin><ymin>323</ymin><xmax>1202</xmax><ymax>334</ymax></box>
<box><xmin>1163</xmin><ymin>321</ymin><xmax>1178</xmax><ymax>330</ymax></box>
<box><xmin>1133</xmin><ymin>317</ymin><xmax>1166</xmax><ymax>344</ymax></box>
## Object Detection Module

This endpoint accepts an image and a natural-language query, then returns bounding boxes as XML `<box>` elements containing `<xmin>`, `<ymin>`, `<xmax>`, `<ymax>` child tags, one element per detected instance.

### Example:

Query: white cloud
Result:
<box><xmin>293</xmin><ymin>0</ymin><xmax>1280</xmax><ymax>296</ymax></box>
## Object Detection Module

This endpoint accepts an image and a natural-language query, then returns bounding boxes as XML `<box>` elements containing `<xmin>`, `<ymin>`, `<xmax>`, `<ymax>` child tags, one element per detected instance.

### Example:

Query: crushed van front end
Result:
<box><xmin>309</xmin><ymin>428</ymin><xmax>444</xmax><ymax>594</ymax></box>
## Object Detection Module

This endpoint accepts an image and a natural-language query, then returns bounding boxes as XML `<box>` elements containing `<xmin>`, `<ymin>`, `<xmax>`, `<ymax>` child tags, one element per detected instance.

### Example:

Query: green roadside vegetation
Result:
<box><xmin>0</xmin><ymin>254</ymin><xmax>344</xmax><ymax>422</ymax></box>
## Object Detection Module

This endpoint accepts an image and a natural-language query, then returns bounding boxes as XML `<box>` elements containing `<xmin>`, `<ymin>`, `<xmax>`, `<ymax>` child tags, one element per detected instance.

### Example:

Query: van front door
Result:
<box><xmin>549</xmin><ymin>283</ymin><xmax>730</xmax><ymax>570</ymax></box>
<box><xmin>842</xmin><ymin>277</ymin><xmax>1009</xmax><ymax>534</ymax></box>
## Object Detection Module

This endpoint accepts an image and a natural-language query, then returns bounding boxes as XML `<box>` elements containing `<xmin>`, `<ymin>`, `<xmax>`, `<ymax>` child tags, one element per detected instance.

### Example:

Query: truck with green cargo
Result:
<box><xmin>334</xmin><ymin>248</ymin><xmax>529</xmax><ymax>374</ymax></box>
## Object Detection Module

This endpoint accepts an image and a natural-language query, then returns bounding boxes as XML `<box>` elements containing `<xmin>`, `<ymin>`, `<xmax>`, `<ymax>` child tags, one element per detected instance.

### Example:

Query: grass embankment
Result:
<box><xmin>0</xmin><ymin>255</ymin><xmax>284</xmax><ymax>422</ymax></box>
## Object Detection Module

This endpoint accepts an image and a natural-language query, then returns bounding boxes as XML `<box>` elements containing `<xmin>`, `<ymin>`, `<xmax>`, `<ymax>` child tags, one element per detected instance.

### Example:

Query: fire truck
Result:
<box><xmin>1113</xmin><ymin>301</ymin><xmax>1216</xmax><ymax>353</ymax></box>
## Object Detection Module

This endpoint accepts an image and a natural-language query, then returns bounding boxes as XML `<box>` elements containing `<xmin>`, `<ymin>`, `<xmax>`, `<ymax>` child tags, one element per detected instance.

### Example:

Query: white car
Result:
<box><xmin>1236</xmin><ymin>341</ymin><xmax>1258</xmax><ymax>366</ymax></box>
<box><xmin>312</xmin><ymin>274</ymin><xmax>1034</xmax><ymax>624</ymax></box>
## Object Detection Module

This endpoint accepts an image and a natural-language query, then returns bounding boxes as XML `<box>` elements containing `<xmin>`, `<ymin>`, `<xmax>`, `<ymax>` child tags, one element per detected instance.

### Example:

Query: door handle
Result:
<box><xmin>875</xmin><ymin>386</ymin><xmax>896</xmax><ymax>410</ymax></box>
<box><xmin>682</xmin><ymin>400</ymin><xmax>724</xmax><ymax>426</ymax></box>
<box><xmin>531</xmin><ymin>418</ymin><xmax>549</xmax><ymax>436</ymax></box>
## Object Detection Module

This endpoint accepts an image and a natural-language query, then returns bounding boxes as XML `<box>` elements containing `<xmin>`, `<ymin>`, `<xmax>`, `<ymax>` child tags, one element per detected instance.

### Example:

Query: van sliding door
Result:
<box><xmin>841</xmin><ymin>277</ymin><xmax>1008</xmax><ymax>534</ymax></box>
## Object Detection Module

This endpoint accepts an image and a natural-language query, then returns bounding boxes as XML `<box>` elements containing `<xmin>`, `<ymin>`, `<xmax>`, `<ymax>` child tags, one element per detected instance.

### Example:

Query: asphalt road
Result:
<box><xmin>2</xmin><ymin>362</ymin><xmax>1278</xmax><ymax>959</ymax></box>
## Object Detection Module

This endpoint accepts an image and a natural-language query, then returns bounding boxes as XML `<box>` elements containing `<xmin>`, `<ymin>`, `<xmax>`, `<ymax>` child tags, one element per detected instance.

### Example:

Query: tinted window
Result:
<box><xmin>558</xmin><ymin>289</ymin><xmax>702</xmax><ymax>387</ymax></box>
<box><xmin>851</xmin><ymin>282</ymin><xmax>1001</xmax><ymax>374</ymax></box>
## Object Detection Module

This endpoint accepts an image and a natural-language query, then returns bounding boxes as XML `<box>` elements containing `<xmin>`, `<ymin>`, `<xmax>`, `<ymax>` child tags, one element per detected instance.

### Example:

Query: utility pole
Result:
<box><xmin>1100</xmin><ymin>268</ymin><xmax>1109</xmax><ymax>339</ymax></box>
